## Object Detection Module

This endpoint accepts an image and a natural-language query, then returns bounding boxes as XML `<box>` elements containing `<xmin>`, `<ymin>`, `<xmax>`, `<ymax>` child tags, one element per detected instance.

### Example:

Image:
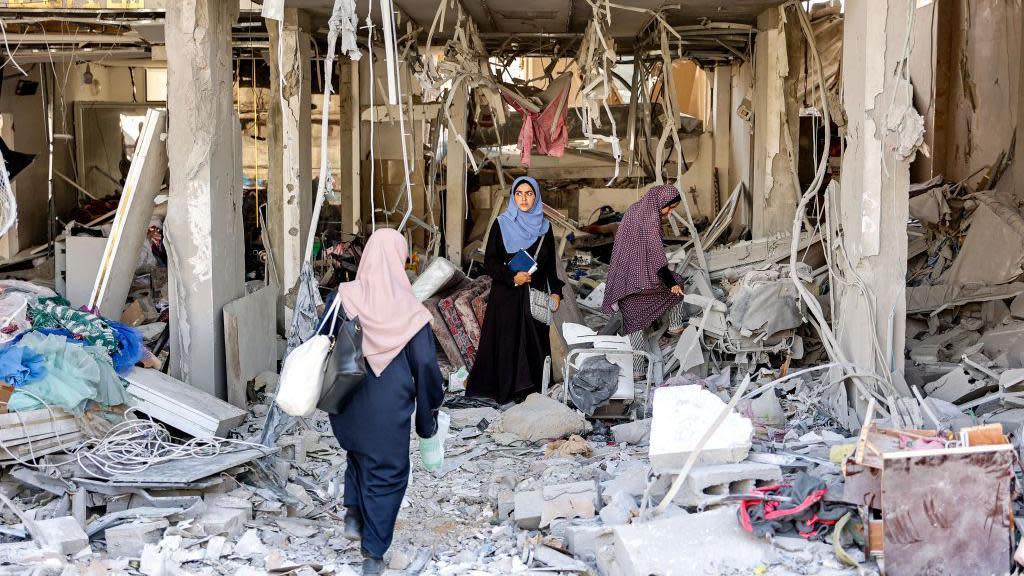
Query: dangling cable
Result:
<box><xmin>366</xmin><ymin>3</ymin><xmax>377</xmax><ymax>230</ymax></box>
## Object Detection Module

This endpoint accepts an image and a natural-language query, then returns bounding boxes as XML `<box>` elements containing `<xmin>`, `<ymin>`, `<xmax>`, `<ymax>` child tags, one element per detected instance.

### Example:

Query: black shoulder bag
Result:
<box><xmin>317</xmin><ymin>293</ymin><xmax>368</xmax><ymax>414</ymax></box>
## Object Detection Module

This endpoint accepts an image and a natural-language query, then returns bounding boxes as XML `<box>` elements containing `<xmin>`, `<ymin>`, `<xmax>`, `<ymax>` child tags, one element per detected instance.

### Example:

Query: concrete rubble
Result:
<box><xmin>0</xmin><ymin>0</ymin><xmax>1021</xmax><ymax>574</ymax></box>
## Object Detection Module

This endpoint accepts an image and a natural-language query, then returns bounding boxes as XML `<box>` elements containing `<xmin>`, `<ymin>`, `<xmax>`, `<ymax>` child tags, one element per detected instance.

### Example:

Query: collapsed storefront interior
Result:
<box><xmin>0</xmin><ymin>0</ymin><xmax>1021</xmax><ymax>573</ymax></box>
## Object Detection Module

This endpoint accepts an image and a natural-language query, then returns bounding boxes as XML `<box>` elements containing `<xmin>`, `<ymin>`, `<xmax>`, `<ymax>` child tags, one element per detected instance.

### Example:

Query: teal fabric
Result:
<box><xmin>8</xmin><ymin>332</ymin><xmax>129</xmax><ymax>414</ymax></box>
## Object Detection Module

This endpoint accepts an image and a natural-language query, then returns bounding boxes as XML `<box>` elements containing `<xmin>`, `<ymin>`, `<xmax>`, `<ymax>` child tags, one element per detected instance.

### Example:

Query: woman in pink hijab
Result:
<box><xmin>327</xmin><ymin>229</ymin><xmax>444</xmax><ymax>575</ymax></box>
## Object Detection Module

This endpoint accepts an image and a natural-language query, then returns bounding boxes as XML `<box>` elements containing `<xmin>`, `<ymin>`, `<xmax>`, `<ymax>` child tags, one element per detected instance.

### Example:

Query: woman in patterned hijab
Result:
<box><xmin>602</xmin><ymin>184</ymin><xmax>685</xmax><ymax>337</ymax></box>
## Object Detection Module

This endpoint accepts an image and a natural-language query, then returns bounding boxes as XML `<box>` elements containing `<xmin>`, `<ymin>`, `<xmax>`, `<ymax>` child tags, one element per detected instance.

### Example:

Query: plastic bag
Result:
<box><xmin>448</xmin><ymin>367</ymin><xmax>468</xmax><ymax>393</ymax></box>
<box><xmin>418</xmin><ymin>411</ymin><xmax>450</xmax><ymax>473</ymax></box>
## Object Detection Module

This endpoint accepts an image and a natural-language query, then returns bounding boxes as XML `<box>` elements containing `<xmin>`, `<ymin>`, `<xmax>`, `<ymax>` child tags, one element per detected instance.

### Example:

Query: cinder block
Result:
<box><xmin>665</xmin><ymin>461</ymin><xmax>782</xmax><ymax>507</ymax></box>
<box><xmin>35</xmin><ymin>516</ymin><xmax>89</xmax><ymax>555</ymax></box>
<box><xmin>515</xmin><ymin>481</ymin><xmax>597</xmax><ymax>530</ymax></box>
<box><xmin>540</xmin><ymin>481</ymin><xmax>597</xmax><ymax>528</ymax></box>
<box><xmin>105</xmin><ymin>519</ymin><xmax>169</xmax><ymax>558</ymax></box>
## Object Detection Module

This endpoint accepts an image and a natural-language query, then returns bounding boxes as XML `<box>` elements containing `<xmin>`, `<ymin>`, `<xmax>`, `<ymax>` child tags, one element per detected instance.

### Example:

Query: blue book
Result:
<box><xmin>507</xmin><ymin>250</ymin><xmax>538</xmax><ymax>274</ymax></box>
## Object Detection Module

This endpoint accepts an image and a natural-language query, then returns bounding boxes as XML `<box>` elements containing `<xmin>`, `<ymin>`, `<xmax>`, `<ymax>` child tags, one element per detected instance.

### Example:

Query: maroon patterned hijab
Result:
<box><xmin>602</xmin><ymin>184</ymin><xmax>681</xmax><ymax>313</ymax></box>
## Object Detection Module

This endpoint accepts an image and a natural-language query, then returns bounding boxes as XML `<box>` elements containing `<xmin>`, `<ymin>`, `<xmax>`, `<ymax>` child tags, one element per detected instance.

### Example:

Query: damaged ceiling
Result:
<box><xmin>286</xmin><ymin>0</ymin><xmax>781</xmax><ymax>50</ymax></box>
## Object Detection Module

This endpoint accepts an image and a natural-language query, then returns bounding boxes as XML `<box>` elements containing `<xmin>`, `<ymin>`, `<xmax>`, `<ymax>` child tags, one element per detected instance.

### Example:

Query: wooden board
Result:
<box><xmin>89</xmin><ymin>108</ymin><xmax>168</xmax><ymax>319</ymax></box>
<box><xmin>223</xmin><ymin>286</ymin><xmax>278</xmax><ymax>409</ymax></box>
<box><xmin>881</xmin><ymin>445</ymin><xmax>1013</xmax><ymax>576</ymax></box>
<box><xmin>124</xmin><ymin>368</ymin><xmax>246</xmax><ymax>438</ymax></box>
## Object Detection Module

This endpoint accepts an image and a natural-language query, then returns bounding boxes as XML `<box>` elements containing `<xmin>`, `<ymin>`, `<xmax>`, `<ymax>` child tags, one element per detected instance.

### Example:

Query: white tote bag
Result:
<box><xmin>276</xmin><ymin>296</ymin><xmax>342</xmax><ymax>417</ymax></box>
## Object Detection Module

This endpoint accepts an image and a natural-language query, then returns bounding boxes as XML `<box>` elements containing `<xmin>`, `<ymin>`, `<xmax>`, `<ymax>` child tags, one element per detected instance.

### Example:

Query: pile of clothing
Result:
<box><xmin>0</xmin><ymin>281</ymin><xmax>143</xmax><ymax>414</ymax></box>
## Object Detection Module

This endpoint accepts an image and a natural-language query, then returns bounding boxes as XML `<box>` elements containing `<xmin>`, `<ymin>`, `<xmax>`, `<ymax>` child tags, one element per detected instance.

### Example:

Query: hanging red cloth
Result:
<box><xmin>502</xmin><ymin>75</ymin><xmax>572</xmax><ymax>167</ymax></box>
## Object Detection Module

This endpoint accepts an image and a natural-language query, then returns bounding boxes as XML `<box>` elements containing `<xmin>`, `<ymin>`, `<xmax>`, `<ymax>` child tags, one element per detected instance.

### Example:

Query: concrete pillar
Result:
<box><xmin>445</xmin><ymin>83</ymin><xmax>468</xmax><ymax>265</ymax></box>
<box><xmin>340</xmin><ymin>60</ymin><xmax>361</xmax><ymax>236</ymax></box>
<box><xmin>712</xmin><ymin>64</ymin><xmax>732</xmax><ymax>209</ymax></box>
<box><xmin>1016</xmin><ymin>3</ymin><xmax>1024</xmax><ymax>198</ymax></box>
<box><xmin>836</xmin><ymin>0</ymin><xmax>913</xmax><ymax>385</ymax></box>
<box><xmin>165</xmin><ymin>0</ymin><xmax>245</xmax><ymax>398</ymax></box>
<box><xmin>751</xmin><ymin>7</ymin><xmax>801</xmax><ymax>239</ymax></box>
<box><xmin>267</xmin><ymin>8</ymin><xmax>312</xmax><ymax>293</ymax></box>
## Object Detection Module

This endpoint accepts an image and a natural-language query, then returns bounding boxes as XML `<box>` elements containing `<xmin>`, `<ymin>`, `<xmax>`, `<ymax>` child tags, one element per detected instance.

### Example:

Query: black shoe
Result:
<box><xmin>344</xmin><ymin>510</ymin><xmax>363</xmax><ymax>541</ymax></box>
<box><xmin>361</xmin><ymin>552</ymin><xmax>384</xmax><ymax>575</ymax></box>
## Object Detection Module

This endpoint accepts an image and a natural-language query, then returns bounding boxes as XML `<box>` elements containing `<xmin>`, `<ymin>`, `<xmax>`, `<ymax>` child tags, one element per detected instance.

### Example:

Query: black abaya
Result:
<box><xmin>466</xmin><ymin>224</ymin><xmax>564</xmax><ymax>404</ymax></box>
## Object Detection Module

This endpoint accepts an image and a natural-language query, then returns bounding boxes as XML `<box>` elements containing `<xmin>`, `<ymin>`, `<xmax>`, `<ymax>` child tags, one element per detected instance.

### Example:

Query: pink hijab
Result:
<box><xmin>339</xmin><ymin>229</ymin><xmax>432</xmax><ymax>376</ymax></box>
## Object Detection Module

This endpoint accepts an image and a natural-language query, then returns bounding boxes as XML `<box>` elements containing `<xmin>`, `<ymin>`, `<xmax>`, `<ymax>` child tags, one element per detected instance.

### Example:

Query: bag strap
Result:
<box><xmin>316</xmin><ymin>293</ymin><xmax>344</xmax><ymax>336</ymax></box>
<box><xmin>530</xmin><ymin>235</ymin><xmax>551</xmax><ymax>295</ymax></box>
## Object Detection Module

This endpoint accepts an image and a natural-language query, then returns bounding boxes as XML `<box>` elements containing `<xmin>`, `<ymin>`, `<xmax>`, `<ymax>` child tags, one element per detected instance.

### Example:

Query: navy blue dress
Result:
<box><xmin>328</xmin><ymin>324</ymin><xmax>444</xmax><ymax>558</ymax></box>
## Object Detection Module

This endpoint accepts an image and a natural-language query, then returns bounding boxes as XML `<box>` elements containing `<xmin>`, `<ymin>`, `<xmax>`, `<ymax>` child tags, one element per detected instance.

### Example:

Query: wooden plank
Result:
<box><xmin>881</xmin><ymin>445</ymin><xmax>1013</xmax><ymax>576</ymax></box>
<box><xmin>124</xmin><ymin>368</ymin><xmax>246</xmax><ymax>438</ymax></box>
<box><xmin>223</xmin><ymin>286</ymin><xmax>278</xmax><ymax>409</ymax></box>
<box><xmin>89</xmin><ymin>108</ymin><xmax>168</xmax><ymax>319</ymax></box>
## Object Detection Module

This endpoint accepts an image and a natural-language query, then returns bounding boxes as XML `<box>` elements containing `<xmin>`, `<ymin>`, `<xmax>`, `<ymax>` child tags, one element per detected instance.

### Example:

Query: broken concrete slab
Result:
<box><xmin>1012</xmin><ymin>294</ymin><xmax>1024</xmax><ymax>320</ymax></box>
<box><xmin>598</xmin><ymin>491</ymin><xmax>637</xmax><ymax>526</ymax></box>
<box><xmin>564</xmin><ymin>522</ymin><xmax>614</xmax><ymax>564</ymax></box>
<box><xmin>923</xmin><ymin>366</ymin><xmax>990</xmax><ymax>404</ymax></box>
<box><xmin>1000</xmin><ymin>368</ymin><xmax>1024</xmax><ymax>390</ymax></box>
<box><xmin>612</xmin><ymin>506</ymin><xmax>771</xmax><ymax>575</ymax></box>
<box><xmin>124</xmin><ymin>368</ymin><xmax>247</xmax><ymax>438</ymax></box>
<box><xmin>105</xmin><ymin>518</ymin><xmax>169</xmax><ymax>559</ymax></box>
<box><xmin>448</xmin><ymin>407</ymin><xmax>500</xmax><ymax>430</ymax></box>
<box><xmin>946</xmin><ymin>193</ymin><xmax>1024</xmax><ymax>286</ymax></box>
<box><xmin>496</xmin><ymin>393</ymin><xmax>591</xmax><ymax>443</ymax></box>
<box><xmin>610</xmin><ymin>419</ymin><xmax>651</xmax><ymax>445</ymax></box>
<box><xmin>513</xmin><ymin>490</ymin><xmax>543</xmax><ymax>530</ymax></box>
<box><xmin>223</xmin><ymin>285</ymin><xmax>278</xmax><ymax>409</ymax></box>
<box><xmin>35</xmin><ymin>516</ymin><xmax>89</xmax><ymax>556</ymax></box>
<box><xmin>197</xmin><ymin>505</ymin><xmax>247</xmax><ymax>538</ymax></box>
<box><xmin>233</xmin><ymin>529</ymin><xmax>268</xmax><ymax>558</ymax></box>
<box><xmin>673</xmin><ymin>326</ymin><xmax>704</xmax><ymax>374</ymax></box>
<box><xmin>906</xmin><ymin>282</ymin><xmax>1024</xmax><ymax>314</ymax></box>
<box><xmin>649</xmin><ymin>385</ymin><xmax>753</xmax><ymax>471</ymax></box>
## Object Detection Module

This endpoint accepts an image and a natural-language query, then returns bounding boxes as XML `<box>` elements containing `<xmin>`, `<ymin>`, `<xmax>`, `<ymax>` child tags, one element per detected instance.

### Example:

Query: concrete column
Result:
<box><xmin>836</xmin><ymin>0</ymin><xmax>913</xmax><ymax>385</ymax></box>
<box><xmin>1016</xmin><ymin>3</ymin><xmax>1024</xmax><ymax>198</ymax></box>
<box><xmin>165</xmin><ymin>0</ymin><xmax>245</xmax><ymax>398</ymax></box>
<box><xmin>445</xmin><ymin>83</ymin><xmax>468</xmax><ymax>264</ymax></box>
<box><xmin>267</xmin><ymin>8</ymin><xmax>312</xmax><ymax>293</ymax></box>
<box><xmin>751</xmin><ymin>7</ymin><xmax>801</xmax><ymax>239</ymax></box>
<box><xmin>712</xmin><ymin>64</ymin><xmax>732</xmax><ymax>209</ymax></box>
<box><xmin>340</xmin><ymin>60</ymin><xmax>361</xmax><ymax>236</ymax></box>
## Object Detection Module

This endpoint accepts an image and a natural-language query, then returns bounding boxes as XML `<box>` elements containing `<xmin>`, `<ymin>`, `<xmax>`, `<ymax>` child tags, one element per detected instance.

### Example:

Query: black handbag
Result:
<box><xmin>317</xmin><ymin>293</ymin><xmax>367</xmax><ymax>414</ymax></box>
